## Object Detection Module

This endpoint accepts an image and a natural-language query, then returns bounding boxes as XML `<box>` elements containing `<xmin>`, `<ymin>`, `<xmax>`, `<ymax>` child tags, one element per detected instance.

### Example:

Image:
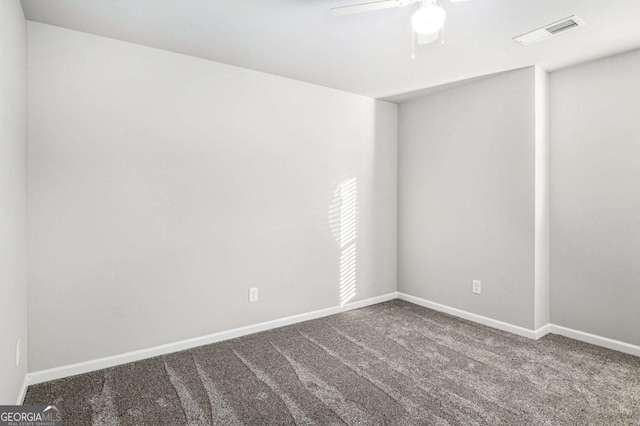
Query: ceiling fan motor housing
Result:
<box><xmin>411</xmin><ymin>2</ymin><xmax>446</xmax><ymax>35</ymax></box>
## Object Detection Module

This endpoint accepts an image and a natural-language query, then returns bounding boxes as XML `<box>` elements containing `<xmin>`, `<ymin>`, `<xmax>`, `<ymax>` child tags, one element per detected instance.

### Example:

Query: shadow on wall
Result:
<box><xmin>329</xmin><ymin>177</ymin><xmax>359</xmax><ymax>306</ymax></box>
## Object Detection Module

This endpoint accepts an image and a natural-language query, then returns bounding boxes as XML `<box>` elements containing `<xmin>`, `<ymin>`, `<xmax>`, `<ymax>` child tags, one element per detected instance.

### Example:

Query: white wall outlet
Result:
<box><xmin>16</xmin><ymin>339</ymin><xmax>21</xmax><ymax>366</ymax></box>
<box><xmin>249</xmin><ymin>287</ymin><xmax>259</xmax><ymax>303</ymax></box>
<box><xmin>472</xmin><ymin>280</ymin><xmax>482</xmax><ymax>294</ymax></box>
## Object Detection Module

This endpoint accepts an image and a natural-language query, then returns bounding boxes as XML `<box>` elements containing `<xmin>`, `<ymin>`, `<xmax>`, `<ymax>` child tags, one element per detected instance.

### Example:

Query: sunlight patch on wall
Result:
<box><xmin>329</xmin><ymin>177</ymin><xmax>359</xmax><ymax>306</ymax></box>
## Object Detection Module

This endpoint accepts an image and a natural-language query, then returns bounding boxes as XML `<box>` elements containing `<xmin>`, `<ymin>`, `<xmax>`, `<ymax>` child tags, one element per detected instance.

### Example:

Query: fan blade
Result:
<box><xmin>417</xmin><ymin>32</ymin><xmax>439</xmax><ymax>45</ymax></box>
<box><xmin>331</xmin><ymin>0</ymin><xmax>399</xmax><ymax>16</ymax></box>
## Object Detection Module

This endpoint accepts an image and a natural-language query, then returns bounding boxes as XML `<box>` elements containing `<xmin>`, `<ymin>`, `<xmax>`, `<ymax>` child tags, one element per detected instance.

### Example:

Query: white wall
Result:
<box><xmin>550</xmin><ymin>49</ymin><xmax>640</xmax><ymax>346</ymax></box>
<box><xmin>534</xmin><ymin>68</ymin><xmax>550</xmax><ymax>330</ymax></box>
<box><xmin>398</xmin><ymin>67</ymin><xmax>539</xmax><ymax>329</ymax></box>
<box><xmin>27</xmin><ymin>22</ymin><xmax>398</xmax><ymax>371</ymax></box>
<box><xmin>0</xmin><ymin>0</ymin><xmax>28</xmax><ymax>404</ymax></box>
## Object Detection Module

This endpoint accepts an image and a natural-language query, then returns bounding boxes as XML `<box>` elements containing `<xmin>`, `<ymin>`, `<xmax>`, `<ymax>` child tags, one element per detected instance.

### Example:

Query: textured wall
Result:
<box><xmin>27</xmin><ymin>23</ymin><xmax>397</xmax><ymax>371</ymax></box>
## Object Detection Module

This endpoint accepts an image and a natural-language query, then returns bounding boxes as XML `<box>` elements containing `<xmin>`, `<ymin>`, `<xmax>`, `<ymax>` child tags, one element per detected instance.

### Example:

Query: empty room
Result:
<box><xmin>1</xmin><ymin>0</ymin><xmax>639</xmax><ymax>424</ymax></box>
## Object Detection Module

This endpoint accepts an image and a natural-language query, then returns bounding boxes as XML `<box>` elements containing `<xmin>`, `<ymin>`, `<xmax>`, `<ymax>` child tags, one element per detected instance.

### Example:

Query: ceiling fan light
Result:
<box><xmin>411</xmin><ymin>4</ymin><xmax>446</xmax><ymax>35</ymax></box>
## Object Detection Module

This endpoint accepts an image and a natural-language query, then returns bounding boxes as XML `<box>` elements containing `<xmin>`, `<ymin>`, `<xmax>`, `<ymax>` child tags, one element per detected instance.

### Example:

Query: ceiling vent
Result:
<box><xmin>513</xmin><ymin>15</ymin><xmax>585</xmax><ymax>46</ymax></box>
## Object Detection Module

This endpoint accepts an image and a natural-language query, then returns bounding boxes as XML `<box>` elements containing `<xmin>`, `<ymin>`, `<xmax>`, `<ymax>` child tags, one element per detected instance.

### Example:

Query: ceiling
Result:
<box><xmin>21</xmin><ymin>0</ymin><xmax>640</xmax><ymax>101</ymax></box>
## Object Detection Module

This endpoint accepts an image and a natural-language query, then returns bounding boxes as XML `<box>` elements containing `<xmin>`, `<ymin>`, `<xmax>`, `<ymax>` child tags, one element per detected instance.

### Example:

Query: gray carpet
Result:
<box><xmin>25</xmin><ymin>300</ymin><xmax>640</xmax><ymax>425</ymax></box>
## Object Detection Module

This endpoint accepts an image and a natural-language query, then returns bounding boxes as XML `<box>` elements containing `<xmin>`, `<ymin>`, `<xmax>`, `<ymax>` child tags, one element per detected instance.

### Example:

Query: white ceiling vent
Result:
<box><xmin>513</xmin><ymin>15</ymin><xmax>585</xmax><ymax>46</ymax></box>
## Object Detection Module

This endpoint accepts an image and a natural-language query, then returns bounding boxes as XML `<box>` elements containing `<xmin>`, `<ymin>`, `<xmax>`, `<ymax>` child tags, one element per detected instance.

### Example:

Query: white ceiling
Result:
<box><xmin>21</xmin><ymin>0</ymin><xmax>640</xmax><ymax>101</ymax></box>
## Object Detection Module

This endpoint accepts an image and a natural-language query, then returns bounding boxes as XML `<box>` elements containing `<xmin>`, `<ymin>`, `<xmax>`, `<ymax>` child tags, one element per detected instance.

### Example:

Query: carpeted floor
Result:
<box><xmin>25</xmin><ymin>300</ymin><xmax>640</xmax><ymax>425</ymax></box>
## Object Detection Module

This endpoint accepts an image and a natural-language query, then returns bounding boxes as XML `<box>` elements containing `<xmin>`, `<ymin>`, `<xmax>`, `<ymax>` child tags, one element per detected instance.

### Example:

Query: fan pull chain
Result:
<box><xmin>438</xmin><ymin>0</ymin><xmax>445</xmax><ymax>46</ymax></box>
<box><xmin>412</xmin><ymin>29</ymin><xmax>416</xmax><ymax>59</ymax></box>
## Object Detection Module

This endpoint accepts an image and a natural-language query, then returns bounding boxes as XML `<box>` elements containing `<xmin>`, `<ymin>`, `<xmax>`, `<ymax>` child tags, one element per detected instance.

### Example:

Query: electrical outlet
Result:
<box><xmin>16</xmin><ymin>339</ymin><xmax>20</xmax><ymax>366</ymax></box>
<box><xmin>472</xmin><ymin>280</ymin><xmax>482</xmax><ymax>294</ymax></box>
<box><xmin>249</xmin><ymin>287</ymin><xmax>259</xmax><ymax>303</ymax></box>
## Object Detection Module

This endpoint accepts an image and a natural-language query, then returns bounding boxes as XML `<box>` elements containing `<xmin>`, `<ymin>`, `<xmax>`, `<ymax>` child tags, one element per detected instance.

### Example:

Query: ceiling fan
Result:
<box><xmin>331</xmin><ymin>0</ymin><xmax>469</xmax><ymax>52</ymax></box>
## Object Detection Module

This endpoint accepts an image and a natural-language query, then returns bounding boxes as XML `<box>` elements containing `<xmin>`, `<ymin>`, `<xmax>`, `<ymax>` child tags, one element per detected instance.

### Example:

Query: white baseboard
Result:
<box><xmin>534</xmin><ymin>323</ymin><xmax>552</xmax><ymax>340</ymax></box>
<box><xmin>24</xmin><ymin>290</ymin><xmax>639</xmax><ymax>389</ymax></box>
<box><xmin>26</xmin><ymin>292</ymin><xmax>398</xmax><ymax>386</ymax></box>
<box><xmin>397</xmin><ymin>292</ymin><xmax>546</xmax><ymax>340</ymax></box>
<box><xmin>549</xmin><ymin>324</ymin><xmax>640</xmax><ymax>358</ymax></box>
<box><xmin>15</xmin><ymin>375</ymin><xmax>28</xmax><ymax>405</ymax></box>
<box><xmin>396</xmin><ymin>293</ymin><xmax>639</xmax><ymax>357</ymax></box>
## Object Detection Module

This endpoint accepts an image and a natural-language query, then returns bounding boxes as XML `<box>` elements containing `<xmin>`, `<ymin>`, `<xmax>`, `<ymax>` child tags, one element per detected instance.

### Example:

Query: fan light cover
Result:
<box><xmin>411</xmin><ymin>4</ymin><xmax>446</xmax><ymax>35</ymax></box>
